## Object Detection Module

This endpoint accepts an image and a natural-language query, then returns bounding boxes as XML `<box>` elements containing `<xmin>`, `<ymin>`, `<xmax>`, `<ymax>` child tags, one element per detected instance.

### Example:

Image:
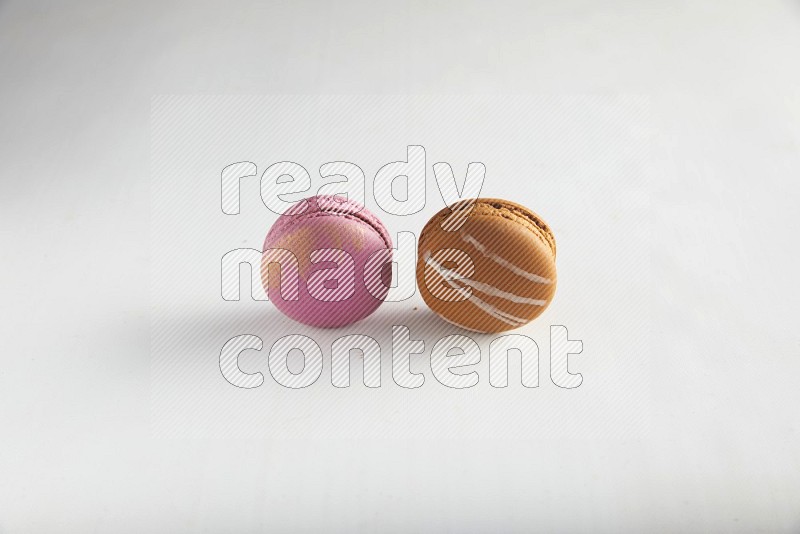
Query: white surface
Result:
<box><xmin>150</xmin><ymin>94</ymin><xmax>650</xmax><ymax>441</ymax></box>
<box><xmin>1</xmin><ymin>1</ymin><xmax>799</xmax><ymax>532</ymax></box>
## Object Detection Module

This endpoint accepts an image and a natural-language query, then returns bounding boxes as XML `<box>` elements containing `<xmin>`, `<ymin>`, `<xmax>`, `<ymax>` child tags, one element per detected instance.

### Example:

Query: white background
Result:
<box><xmin>1</xmin><ymin>1</ymin><xmax>799</xmax><ymax>532</ymax></box>
<box><xmin>150</xmin><ymin>94</ymin><xmax>650</xmax><ymax>440</ymax></box>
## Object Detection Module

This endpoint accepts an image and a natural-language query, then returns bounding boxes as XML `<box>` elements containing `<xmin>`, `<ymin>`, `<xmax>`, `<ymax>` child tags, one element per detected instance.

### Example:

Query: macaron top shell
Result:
<box><xmin>417</xmin><ymin>198</ymin><xmax>557</xmax><ymax>333</ymax></box>
<box><xmin>266</xmin><ymin>195</ymin><xmax>392</xmax><ymax>249</ymax></box>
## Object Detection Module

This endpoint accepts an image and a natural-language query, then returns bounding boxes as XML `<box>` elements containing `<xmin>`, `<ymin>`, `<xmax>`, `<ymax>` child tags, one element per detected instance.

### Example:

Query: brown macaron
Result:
<box><xmin>416</xmin><ymin>198</ymin><xmax>557</xmax><ymax>333</ymax></box>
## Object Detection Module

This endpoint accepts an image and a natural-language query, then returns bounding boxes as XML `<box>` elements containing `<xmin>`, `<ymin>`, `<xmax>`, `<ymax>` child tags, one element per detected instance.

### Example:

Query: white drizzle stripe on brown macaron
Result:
<box><xmin>424</xmin><ymin>251</ymin><xmax>545</xmax><ymax>320</ymax></box>
<box><xmin>451</xmin><ymin>277</ymin><xmax>547</xmax><ymax>306</ymax></box>
<box><xmin>423</xmin><ymin>247</ymin><xmax>475</xmax><ymax>303</ymax></box>
<box><xmin>460</xmin><ymin>232</ymin><xmax>553</xmax><ymax>285</ymax></box>
<box><xmin>424</xmin><ymin>251</ymin><xmax>527</xmax><ymax>327</ymax></box>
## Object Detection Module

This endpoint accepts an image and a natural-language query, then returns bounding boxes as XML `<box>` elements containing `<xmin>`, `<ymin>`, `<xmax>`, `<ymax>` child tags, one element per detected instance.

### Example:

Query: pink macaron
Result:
<box><xmin>261</xmin><ymin>195</ymin><xmax>393</xmax><ymax>328</ymax></box>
